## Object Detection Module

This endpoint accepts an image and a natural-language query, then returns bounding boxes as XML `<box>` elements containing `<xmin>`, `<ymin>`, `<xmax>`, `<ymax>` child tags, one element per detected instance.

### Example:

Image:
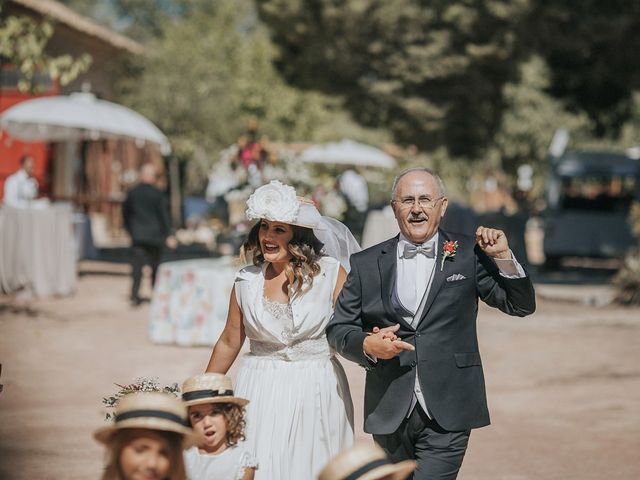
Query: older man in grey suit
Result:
<box><xmin>327</xmin><ymin>168</ymin><xmax>536</xmax><ymax>479</ymax></box>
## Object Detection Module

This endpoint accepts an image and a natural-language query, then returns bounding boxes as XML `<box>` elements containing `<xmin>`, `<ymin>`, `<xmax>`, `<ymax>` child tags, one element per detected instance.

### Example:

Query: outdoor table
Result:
<box><xmin>0</xmin><ymin>203</ymin><xmax>77</xmax><ymax>297</ymax></box>
<box><xmin>148</xmin><ymin>256</ymin><xmax>239</xmax><ymax>347</ymax></box>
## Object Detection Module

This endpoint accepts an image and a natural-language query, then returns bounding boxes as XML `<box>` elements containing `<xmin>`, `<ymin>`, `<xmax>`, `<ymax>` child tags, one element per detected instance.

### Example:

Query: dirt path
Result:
<box><xmin>1</xmin><ymin>269</ymin><xmax>639</xmax><ymax>479</ymax></box>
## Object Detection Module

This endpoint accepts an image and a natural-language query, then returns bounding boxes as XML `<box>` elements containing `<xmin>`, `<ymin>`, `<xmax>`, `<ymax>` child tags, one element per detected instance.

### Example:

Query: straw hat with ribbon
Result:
<box><xmin>94</xmin><ymin>392</ymin><xmax>198</xmax><ymax>448</ymax></box>
<box><xmin>318</xmin><ymin>442</ymin><xmax>417</xmax><ymax>480</ymax></box>
<box><xmin>181</xmin><ymin>373</ymin><xmax>249</xmax><ymax>407</ymax></box>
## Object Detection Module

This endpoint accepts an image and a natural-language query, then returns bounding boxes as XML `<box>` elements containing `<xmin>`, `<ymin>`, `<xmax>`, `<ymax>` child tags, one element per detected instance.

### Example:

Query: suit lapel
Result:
<box><xmin>418</xmin><ymin>229</ymin><xmax>452</xmax><ymax>326</ymax></box>
<box><xmin>378</xmin><ymin>237</ymin><xmax>414</xmax><ymax>331</ymax></box>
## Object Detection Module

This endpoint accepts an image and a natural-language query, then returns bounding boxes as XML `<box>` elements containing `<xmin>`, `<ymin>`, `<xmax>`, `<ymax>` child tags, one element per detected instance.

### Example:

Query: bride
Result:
<box><xmin>206</xmin><ymin>180</ymin><xmax>359</xmax><ymax>479</ymax></box>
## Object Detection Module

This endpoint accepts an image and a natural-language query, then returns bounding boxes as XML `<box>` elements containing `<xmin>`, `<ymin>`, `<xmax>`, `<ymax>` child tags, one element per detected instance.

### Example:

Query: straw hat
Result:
<box><xmin>94</xmin><ymin>392</ymin><xmax>198</xmax><ymax>448</ymax></box>
<box><xmin>318</xmin><ymin>442</ymin><xmax>417</xmax><ymax>480</ymax></box>
<box><xmin>181</xmin><ymin>373</ymin><xmax>249</xmax><ymax>407</ymax></box>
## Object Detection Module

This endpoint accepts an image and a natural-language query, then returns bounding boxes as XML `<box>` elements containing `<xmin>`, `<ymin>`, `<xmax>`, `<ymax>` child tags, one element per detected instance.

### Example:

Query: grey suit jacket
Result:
<box><xmin>326</xmin><ymin>230</ymin><xmax>536</xmax><ymax>434</ymax></box>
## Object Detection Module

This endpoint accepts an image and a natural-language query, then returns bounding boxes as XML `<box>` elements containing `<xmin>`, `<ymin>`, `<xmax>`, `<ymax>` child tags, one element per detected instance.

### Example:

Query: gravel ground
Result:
<box><xmin>1</xmin><ymin>265</ymin><xmax>639</xmax><ymax>479</ymax></box>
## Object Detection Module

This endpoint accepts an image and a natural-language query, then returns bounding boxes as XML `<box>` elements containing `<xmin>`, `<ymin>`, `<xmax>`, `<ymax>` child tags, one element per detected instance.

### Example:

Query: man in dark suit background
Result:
<box><xmin>123</xmin><ymin>163</ymin><xmax>176</xmax><ymax>306</ymax></box>
<box><xmin>327</xmin><ymin>168</ymin><xmax>536</xmax><ymax>479</ymax></box>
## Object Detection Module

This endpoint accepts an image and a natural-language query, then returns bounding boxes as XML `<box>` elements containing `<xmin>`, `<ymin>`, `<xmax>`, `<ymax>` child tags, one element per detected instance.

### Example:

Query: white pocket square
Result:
<box><xmin>446</xmin><ymin>273</ymin><xmax>466</xmax><ymax>282</ymax></box>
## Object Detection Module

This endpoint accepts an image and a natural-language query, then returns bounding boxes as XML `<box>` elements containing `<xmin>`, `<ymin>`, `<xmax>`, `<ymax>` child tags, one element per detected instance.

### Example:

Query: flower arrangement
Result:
<box><xmin>441</xmin><ymin>240</ymin><xmax>458</xmax><ymax>271</ymax></box>
<box><xmin>102</xmin><ymin>377</ymin><xmax>180</xmax><ymax>421</ymax></box>
<box><xmin>245</xmin><ymin>180</ymin><xmax>300</xmax><ymax>222</ymax></box>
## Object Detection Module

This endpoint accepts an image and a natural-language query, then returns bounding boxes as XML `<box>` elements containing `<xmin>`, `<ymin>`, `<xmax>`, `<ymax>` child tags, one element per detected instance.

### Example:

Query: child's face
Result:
<box><xmin>188</xmin><ymin>403</ymin><xmax>228</xmax><ymax>454</ymax></box>
<box><xmin>119</xmin><ymin>430</ymin><xmax>171</xmax><ymax>480</ymax></box>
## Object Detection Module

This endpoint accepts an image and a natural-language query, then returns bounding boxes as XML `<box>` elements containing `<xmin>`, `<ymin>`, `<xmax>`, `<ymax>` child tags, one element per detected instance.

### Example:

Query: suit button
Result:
<box><xmin>416</xmin><ymin>333</ymin><xmax>421</xmax><ymax>337</ymax></box>
<box><xmin>411</xmin><ymin>361</ymin><xmax>417</xmax><ymax>367</ymax></box>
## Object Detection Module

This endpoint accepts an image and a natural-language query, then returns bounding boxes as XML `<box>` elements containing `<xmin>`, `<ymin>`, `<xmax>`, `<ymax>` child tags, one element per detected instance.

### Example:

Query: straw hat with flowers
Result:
<box><xmin>94</xmin><ymin>392</ymin><xmax>198</xmax><ymax>448</ymax></box>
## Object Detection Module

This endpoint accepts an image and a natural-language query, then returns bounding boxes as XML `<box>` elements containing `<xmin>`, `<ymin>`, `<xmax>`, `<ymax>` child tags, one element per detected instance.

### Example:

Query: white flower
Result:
<box><xmin>246</xmin><ymin>180</ymin><xmax>300</xmax><ymax>222</ymax></box>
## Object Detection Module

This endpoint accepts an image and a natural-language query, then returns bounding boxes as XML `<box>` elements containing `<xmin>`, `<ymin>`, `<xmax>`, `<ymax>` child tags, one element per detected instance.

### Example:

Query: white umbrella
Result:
<box><xmin>300</xmin><ymin>139</ymin><xmax>395</xmax><ymax>169</ymax></box>
<box><xmin>0</xmin><ymin>92</ymin><xmax>171</xmax><ymax>154</ymax></box>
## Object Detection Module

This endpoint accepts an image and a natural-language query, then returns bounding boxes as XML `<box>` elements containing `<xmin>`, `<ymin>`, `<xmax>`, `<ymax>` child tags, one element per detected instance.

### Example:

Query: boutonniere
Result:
<box><xmin>440</xmin><ymin>240</ymin><xmax>458</xmax><ymax>271</ymax></box>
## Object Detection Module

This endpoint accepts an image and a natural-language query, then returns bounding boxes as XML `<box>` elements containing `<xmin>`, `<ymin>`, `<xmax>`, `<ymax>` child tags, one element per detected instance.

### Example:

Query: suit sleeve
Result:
<box><xmin>326</xmin><ymin>255</ymin><xmax>371</xmax><ymax>367</ymax></box>
<box><xmin>122</xmin><ymin>193</ymin><xmax>132</xmax><ymax>235</ymax></box>
<box><xmin>475</xmin><ymin>245</ymin><xmax>536</xmax><ymax>316</ymax></box>
<box><xmin>157</xmin><ymin>192</ymin><xmax>172</xmax><ymax>238</ymax></box>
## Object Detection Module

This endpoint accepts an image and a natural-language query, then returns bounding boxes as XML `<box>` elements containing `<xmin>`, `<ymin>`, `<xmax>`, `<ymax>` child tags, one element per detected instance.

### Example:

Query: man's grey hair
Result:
<box><xmin>391</xmin><ymin>167</ymin><xmax>447</xmax><ymax>199</ymax></box>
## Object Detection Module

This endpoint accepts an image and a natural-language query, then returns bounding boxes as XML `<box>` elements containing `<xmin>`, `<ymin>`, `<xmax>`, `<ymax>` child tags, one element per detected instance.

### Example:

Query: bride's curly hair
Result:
<box><xmin>241</xmin><ymin>220</ymin><xmax>325</xmax><ymax>298</ymax></box>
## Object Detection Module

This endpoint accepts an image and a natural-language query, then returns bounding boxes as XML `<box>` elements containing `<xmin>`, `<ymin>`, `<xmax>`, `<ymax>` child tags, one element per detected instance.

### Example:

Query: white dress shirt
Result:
<box><xmin>3</xmin><ymin>170</ymin><xmax>38</xmax><ymax>208</ymax></box>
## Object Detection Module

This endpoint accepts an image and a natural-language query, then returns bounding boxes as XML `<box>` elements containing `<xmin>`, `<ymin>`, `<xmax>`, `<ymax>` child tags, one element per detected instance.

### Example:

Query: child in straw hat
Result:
<box><xmin>181</xmin><ymin>373</ymin><xmax>257</xmax><ymax>480</ymax></box>
<box><xmin>94</xmin><ymin>391</ymin><xmax>198</xmax><ymax>480</ymax></box>
<box><xmin>318</xmin><ymin>442</ymin><xmax>416</xmax><ymax>480</ymax></box>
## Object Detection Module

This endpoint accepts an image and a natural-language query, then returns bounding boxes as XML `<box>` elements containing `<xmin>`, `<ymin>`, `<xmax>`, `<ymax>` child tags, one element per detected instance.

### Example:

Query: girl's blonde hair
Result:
<box><xmin>100</xmin><ymin>428</ymin><xmax>187</xmax><ymax>480</ymax></box>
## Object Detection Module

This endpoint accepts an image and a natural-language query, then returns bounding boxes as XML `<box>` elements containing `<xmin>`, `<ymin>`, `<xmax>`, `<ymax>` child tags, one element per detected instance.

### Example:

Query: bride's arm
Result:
<box><xmin>205</xmin><ymin>286</ymin><xmax>246</xmax><ymax>374</ymax></box>
<box><xmin>332</xmin><ymin>265</ymin><xmax>348</xmax><ymax>305</ymax></box>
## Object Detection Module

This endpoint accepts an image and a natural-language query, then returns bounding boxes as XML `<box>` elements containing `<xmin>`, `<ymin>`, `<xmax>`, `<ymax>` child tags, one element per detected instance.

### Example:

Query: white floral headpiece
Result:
<box><xmin>245</xmin><ymin>180</ymin><xmax>322</xmax><ymax>228</ymax></box>
<box><xmin>245</xmin><ymin>180</ymin><xmax>362</xmax><ymax>271</ymax></box>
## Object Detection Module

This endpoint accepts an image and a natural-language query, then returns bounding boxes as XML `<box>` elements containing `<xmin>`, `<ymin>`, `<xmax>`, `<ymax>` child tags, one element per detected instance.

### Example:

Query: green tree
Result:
<box><xmin>118</xmin><ymin>0</ymin><xmax>388</xmax><ymax>193</ymax></box>
<box><xmin>0</xmin><ymin>12</ymin><xmax>91</xmax><ymax>92</ymax></box>
<box><xmin>255</xmin><ymin>0</ymin><xmax>531</xmax><ymax>157</ymax></box>
<box><xmin>525</xmin><ymin>0</ymin><xmax>640</xmax><ymax>138</ymax></box>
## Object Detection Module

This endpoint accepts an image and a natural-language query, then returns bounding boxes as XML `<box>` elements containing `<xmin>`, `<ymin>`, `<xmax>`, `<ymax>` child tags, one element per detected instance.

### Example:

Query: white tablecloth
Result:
<box><xmin>0</xmin><ymin>204</ymin><xmax>77</xmax><ymax>297</ymax></box>
<box><xmin>148</xmin><ymin>257</ymin><xmax>239</xmax><ymax>347</ymax></box>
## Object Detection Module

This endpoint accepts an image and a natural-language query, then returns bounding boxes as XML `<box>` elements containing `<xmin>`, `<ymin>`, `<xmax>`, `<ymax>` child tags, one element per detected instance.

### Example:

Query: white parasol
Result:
<box><xmin>0</xmin><ymin>92</ymin><xmax>171</xmax><ymax>154</ymax></box>
<box><xmin>300</xmin><ymin>139</ymin><xmax>395</xmax><ymax>169</ymax></box>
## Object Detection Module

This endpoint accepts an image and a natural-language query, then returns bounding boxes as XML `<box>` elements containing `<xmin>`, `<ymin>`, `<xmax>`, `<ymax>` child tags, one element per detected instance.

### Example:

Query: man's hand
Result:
<box><xmin>475</xmin><ymin>226</ymin><xmax>510</xmax><ymax>260</ymax></box>
<box><xmin>364</xmin><ymin>324</ymin><xmax>415</xmax><ymax>360</ymax></box>
<box><xmin>165</xmin><ymin>235</ymin><xmax>178</xmax><ymax>249</ymax></box>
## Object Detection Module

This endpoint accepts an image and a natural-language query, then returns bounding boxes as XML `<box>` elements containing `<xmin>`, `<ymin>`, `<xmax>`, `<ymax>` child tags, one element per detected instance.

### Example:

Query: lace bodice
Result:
<box><xmin>234</xmin><ymin>257</ymin><xmax>341</xmax><ymax>362</ymax></box>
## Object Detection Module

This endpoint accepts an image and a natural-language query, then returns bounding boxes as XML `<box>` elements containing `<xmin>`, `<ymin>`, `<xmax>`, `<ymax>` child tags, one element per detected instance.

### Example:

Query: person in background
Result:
<box><xmin>122</xmin><ymin>163</ymin><xmax>176</xmax><ymax>306</ymax></box>
<box><xmin>318</xmin><ymin>442</ymin><xmax>416</xmax><ymax>480</ymax></box>
<box><xmin>2</xmin><ymin>155</ymin><xmax>38</xmax><ymax>208</ymax></box>
<box><xmin>94</xmin><ymin>392</ymin><xmax>197</xmax><ymax>480</ymax></box>
<box><xmin>338</xmin><ymin>168</ymin><xmax>369</xmax><ymax>243</ymax></box>
<box><xmin>182</xmin><ymin>373</ymin><xmax>257</xmax><ymax>480</ymax></box>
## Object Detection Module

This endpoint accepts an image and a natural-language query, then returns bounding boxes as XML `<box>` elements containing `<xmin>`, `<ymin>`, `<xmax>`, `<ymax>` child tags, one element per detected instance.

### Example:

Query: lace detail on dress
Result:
<box><xmin>249</xmin><ymin>337</ymin><xmax>331</xmax><ymax>361</ymax></box>
<box><xmin>262</xmin><ymin>296</ymin><xmax>299</xmax><ymax>341</ymax></box>
<box><xmin>236</xmin><ymin>450</ymin><xmax>259</xmax><ymax>480</ymax></box>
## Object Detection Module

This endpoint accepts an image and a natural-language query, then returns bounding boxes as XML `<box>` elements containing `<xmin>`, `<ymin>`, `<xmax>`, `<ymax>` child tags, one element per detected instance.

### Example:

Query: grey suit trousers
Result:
<box><xmin>374</xmin><ymin>404</ymin><xmax>471</xmax><ymax>480</ymax></box>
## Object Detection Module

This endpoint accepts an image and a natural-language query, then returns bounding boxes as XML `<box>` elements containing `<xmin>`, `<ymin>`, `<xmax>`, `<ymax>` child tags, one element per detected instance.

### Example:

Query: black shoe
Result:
<box><xmin>130</xmin><ymin>296</ymin><xmax>143</xmax><ymax>306</ymax></box>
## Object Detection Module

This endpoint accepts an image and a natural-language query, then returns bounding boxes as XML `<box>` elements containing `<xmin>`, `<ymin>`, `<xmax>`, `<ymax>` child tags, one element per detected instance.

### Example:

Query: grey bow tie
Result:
<box><xmin>403</xmin><ymin>241</ymin><xmax>435</xmax><ymax>259</ymax></box>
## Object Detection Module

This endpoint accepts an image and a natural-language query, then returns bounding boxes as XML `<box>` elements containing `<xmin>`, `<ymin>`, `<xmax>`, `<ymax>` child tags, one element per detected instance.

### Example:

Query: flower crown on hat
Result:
<box><xmin>94</xmin><ymin>392</ymin><xmax>198</xmax><ymax>448</ymax></box>
<box><xmin>246</xmin><ymin>180</ymin><xmax>300</xmax><ymax>223</ymax></box>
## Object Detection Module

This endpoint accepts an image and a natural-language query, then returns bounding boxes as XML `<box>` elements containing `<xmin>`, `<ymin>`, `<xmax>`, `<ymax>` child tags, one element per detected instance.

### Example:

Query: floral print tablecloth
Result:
<box><xmin>149</xmin><ymin>257</ymin><xmax>238</xmax><ymax>346</ymax></box>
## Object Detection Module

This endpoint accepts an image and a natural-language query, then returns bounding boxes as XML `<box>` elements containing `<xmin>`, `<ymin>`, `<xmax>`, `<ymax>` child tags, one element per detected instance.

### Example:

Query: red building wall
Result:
<box><xmin>0</xmin><ymin>85</ymin><xmax>58</xmax><ymax>200</ymax></box>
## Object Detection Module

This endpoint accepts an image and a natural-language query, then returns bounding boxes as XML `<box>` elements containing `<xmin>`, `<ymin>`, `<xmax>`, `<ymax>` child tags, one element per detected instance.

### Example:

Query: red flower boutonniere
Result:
<box><xmin>441</xmin><ymin>240</ymin><xmax>458</xmax><ymax>271</ymax></box>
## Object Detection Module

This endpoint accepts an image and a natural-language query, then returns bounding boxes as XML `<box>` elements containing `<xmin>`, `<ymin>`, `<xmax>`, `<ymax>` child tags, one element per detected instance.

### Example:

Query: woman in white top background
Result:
<box><xmin>206</xmin><ymin>180</ymin><xmax>359</xmax><ymax>479</ymax></box>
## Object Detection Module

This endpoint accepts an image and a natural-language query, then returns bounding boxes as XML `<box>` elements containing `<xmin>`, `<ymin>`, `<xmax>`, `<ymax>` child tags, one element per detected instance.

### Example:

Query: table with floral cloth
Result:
<box><xmin>148</xmin><ymin>257</ymin><xmax>239</xmax><ymax>346</ymax></box>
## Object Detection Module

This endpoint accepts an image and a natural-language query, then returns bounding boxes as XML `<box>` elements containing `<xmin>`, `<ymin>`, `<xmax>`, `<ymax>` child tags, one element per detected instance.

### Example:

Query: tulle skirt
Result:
<box><xmin>235</xmin><ymin>353</ymin><xmax>354</xmax><ymax>480</ymax></box>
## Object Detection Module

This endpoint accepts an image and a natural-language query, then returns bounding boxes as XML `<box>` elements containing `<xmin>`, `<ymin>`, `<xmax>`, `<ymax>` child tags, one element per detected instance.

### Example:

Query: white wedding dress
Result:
<box><xmin>233</xmin><ymin>256</ymin><xmax>354</xmax><ymax>479</ymax></box>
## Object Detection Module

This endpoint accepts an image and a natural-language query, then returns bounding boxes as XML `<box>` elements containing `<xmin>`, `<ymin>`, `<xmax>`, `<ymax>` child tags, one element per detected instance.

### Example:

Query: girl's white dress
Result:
<box><xmin>184</xmin><ymin>442</ymin><xmax>257</xmax><ymax>480</ymax></box>
<box><xmin>233</xmin><ymin>256</ymin><xmax>354</xmax><ymax>480</ymax></box>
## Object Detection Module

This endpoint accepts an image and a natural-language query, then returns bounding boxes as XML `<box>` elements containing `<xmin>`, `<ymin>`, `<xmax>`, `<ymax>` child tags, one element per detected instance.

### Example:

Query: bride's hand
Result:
<box><xmin>365</xmin><ymin>324</ymin><xmax>414</xmax><ymax>360</ymax></box>
<box><xmin>372</xmin><ymin>325</ymin><xmax>399</xmax><ymax>341</ymax></box>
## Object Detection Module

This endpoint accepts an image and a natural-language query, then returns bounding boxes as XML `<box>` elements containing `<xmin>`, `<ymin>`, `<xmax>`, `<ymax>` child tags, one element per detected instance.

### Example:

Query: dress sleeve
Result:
<box><xmin>236</xmin><ymin>448</ymin><xmax>259</xmax><ymax>479</ymax></box>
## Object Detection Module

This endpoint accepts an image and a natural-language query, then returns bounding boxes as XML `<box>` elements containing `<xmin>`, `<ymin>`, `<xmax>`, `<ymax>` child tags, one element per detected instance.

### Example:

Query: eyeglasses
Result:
<box><xmin>392</xmin><ymin>195</ymin><xmax>444</xmax><ymax>210</ymax></box>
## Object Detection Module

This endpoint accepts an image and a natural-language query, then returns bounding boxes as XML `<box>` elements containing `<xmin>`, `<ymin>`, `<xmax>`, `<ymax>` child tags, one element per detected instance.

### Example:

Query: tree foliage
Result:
<box><xmin>116</xmin><ymin>0</ymin><xmax>388</xmax><ymax>193</ymax></box>
<box><xmin>256</xmin><ymin>0</ymin><xmax>640</xmax><ymax>159</ymax></box>
<box><xmin>255</xmin><ymin>0</ymin><xmax>531</xmax><ymax>157</ymax></box>
<box><xmin>0</xmin><ymin>12</ymin><xmax>91</xmax><ymax>92</ymax></box>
